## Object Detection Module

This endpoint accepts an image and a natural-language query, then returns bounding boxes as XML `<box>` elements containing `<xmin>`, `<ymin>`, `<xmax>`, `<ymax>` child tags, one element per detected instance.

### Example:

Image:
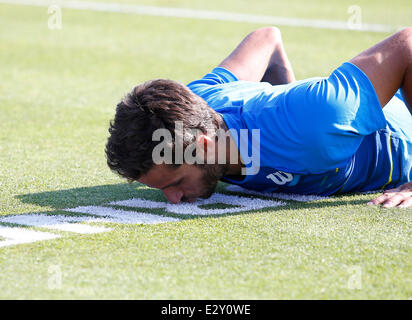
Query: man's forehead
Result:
<box><xmin>139</xmin><ymin>164</ymin><xmax>178</xmax><ymax>188</ymax></box>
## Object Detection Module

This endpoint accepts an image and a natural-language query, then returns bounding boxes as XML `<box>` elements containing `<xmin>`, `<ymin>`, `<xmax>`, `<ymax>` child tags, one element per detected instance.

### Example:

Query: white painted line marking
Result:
<box><xmin>112</xmin><ymin>193</ymin><xmax>285</xmax><ymax>215</ymax></box>
<box><xmin>0</xmin><ymin>0</ymin><xmax>403</xmax><ymax>33</ymax></box>
<box><xmin>110</xmin><ymin>198</ymin><xmax>167</xmax><ymax>209</ymax></box>
<box><xmin>0</xmin><ymin>214</ymin><xmax>111</xmax><ymax>234</ymax></box>
<box><xmin>49</xmin><ymin>223</ymin><xmax>109</xmax><ymax>234</ymax></box>
<box><xmin>166</xmin><ymin>193</ymin><xmax>285</xmax><ymax>215</ymax></box>
<box><xmin>0</xmin><ymin>226</ymin><xmax>60</xmax><ymax>247</ymax></box>
<box><xmin>0</xmin><ymin>193</ymin><xmax>285</xmax><ymax>247</ymax></box>
<box><xmin>65</xmin><ymin>206</ymin><xmax>180</xmax><ymax>224</ymax></box>
<box><xmin>225</xmin><ymin>185</ymin><xmax>327</xmax><ymax>202</ymax></box>
<box><xmin>360</xmin><ymin>190</ymin><xmax>381</xmax><ymax>194</ymax></box>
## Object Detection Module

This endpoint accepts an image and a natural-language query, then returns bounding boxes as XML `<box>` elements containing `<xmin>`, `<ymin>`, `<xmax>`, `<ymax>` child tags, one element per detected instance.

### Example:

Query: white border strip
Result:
<box><xmin>0</xmin><ymin>214</ymin><xmax>111</xmax><ymax>234</ymax></box>
<box><xmin>110</xmin><ymin>193</ymin><xmax>285</xmax><ymax>215</ymax></box>
<box><xmin>65</xmin><ymin>206</ymin><xmax>180</xmax><ymax>223</ymax></box>
<box><xmin>0</xmin><ymin>226</ymin><xmax>60</xmax><ymax>247</ymax></box>
<box><xmin>0</xmin><ymin>0</ymin><xmax>404</xmax><ymax>33</ymax></box>
<box><xmin>225</xmin><ymin>185</ymin><xmax>327</xmax><ymax>202</ymax></box>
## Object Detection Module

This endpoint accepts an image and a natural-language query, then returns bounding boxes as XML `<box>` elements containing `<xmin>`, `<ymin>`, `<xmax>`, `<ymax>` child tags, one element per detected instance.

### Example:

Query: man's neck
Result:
<box><xmin>218</xmin><ymin>116</ymin><xmax>244</xmax><ymax>177</ymax></box>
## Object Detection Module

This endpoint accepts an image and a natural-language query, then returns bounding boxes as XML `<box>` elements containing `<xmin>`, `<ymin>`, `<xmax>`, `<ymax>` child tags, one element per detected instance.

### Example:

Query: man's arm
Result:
<box><xmin>350</xmin><ymin>27</ymin><xmax>412</xmax><ymax>208</ymax></box>
<box><xmin>218</xmin><ymin>27</ymin><xmax>295</xmax><ymax>85</ymax></box>
<box><xmin>349</xmin><ymin>27</ymin><xmax>412</xmax><ymax>113</ymax></box>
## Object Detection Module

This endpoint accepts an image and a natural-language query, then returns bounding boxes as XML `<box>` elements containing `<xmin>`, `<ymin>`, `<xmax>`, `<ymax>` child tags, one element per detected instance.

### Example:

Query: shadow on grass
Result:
<box><xmin>13</xmin><ymin>181</ymin><xmax>377</xmax><ymax>221</ymax></box>
<box><xmin>16</xmin><ymin>182</ymin><xmax>163</xmax><ymax>210</ymax></box>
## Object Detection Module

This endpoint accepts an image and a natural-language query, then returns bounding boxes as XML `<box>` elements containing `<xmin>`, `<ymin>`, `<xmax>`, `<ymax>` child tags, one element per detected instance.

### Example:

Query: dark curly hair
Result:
<box><xmin>105</xmin><ymin>79</ymin><xmax>221</xmax><ymax>182</ymax></box>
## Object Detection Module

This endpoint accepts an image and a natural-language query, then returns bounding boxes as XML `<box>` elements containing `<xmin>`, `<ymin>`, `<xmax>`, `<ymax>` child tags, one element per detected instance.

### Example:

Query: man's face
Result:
<box><xmin>138</xmin><ymin>163</ymin><xmax>226</xmax><ymax>204</ymax></box>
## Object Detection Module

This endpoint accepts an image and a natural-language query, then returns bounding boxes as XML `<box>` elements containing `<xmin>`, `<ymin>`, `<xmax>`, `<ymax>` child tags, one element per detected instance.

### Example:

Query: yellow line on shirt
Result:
<box><xmin>381</xmin><ymin>131</ymin><xmax>393</xmax><ymax>190</ymax></box>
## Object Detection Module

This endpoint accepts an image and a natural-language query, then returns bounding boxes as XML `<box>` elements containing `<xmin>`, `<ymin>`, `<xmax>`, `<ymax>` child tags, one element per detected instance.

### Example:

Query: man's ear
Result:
<box><xmin>196</xmin><ymin>134</ymin><xmax>216</xmax><ymax>164</ymax></box>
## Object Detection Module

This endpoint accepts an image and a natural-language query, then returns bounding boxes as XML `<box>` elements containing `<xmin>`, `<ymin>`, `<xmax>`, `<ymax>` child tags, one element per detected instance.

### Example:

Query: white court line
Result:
<box><xmin>0</xmin><ymin>214</ymin><xmax>111</xmax><ymax>234</ymax></box>
<box><xmin>0</xmin><ymin>226</ymin><xmax>60</xmax><ymax>247</ymax></box>
<box><xmin>360</xmin><ymin>190</ymin><xmax>381</xmax><ymax>194</ymax></box>
<box><xmin>0</xmin><ymin>193</ymin><xmax>284</xmax><ymax>247</ymax></box>
<box><xmin>166</xmin><ymin>193</ymin><xmax>284</xmax><ymax>215</ymax></box>
<box><xmin>225</xmin><ymin>185</ymin><xmax>327</xmax><ymax>202</ymax></box>
<box><xmin>111</xmin><ymin>193</ymin><xmax>285</xmax><ymax>215</ymax></box>
<box><xmin>65</xmin><ymin>206</ymin><xmax>180</xmax><ymax>223</ymax></box>
<box><xmin>0</xmin><ymin>0</ymin><xmax>404</xmax><ymax>33</ymax></box>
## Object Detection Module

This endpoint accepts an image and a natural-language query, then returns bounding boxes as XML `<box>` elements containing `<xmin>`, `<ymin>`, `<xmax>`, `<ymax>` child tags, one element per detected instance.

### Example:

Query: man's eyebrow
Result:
<box><xmin>159</xmin><ymin>178</ymin><xmax>183</xmax><ymax>190</ymax></box>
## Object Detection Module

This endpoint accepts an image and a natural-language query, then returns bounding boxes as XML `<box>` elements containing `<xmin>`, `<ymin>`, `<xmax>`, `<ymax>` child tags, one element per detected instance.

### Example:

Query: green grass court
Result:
<box><xmin>0</xmin><ymin>0</ymin><xmax>411</xmax><ymax>299</ymax></box>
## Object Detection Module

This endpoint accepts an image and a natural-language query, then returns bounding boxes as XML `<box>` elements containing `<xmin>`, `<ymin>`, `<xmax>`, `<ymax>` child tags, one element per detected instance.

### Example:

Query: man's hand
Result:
<box><xmin>368</xmin><ymin>182</ymin><xmax>412</xmax><ymax>208</ymax></box>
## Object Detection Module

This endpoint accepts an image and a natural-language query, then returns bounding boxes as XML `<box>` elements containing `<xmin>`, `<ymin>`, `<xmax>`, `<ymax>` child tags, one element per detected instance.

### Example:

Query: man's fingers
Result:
<box><xmin>368</xmin><ymin>192</ymin><xmax>393</xmax><ymax>205</ymax></box>
<box><xmin>367</xmin><ymin>182</ymin><xmax>412</xmax><ymax>208</ymax></box>
<box><xmin>368</xmin><ymin>191</ymin><xmax>412</xmax><ymax>208</ymax></box>
<box><xmin>381</xmin><ymin>194</ymin><xmax>408</xmax><ymax>208</ymax></box>
<box><xmin>398</xmin><ymin>197</ymin><xmax>412</xmax><ymax>208</ymax></box>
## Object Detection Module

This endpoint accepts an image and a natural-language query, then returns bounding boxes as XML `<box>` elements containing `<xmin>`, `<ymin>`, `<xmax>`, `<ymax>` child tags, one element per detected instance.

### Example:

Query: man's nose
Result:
<box><xmin>163</xmin><ymin>189</ymin><xmax>184</xmax><ymax>204</ymax></box>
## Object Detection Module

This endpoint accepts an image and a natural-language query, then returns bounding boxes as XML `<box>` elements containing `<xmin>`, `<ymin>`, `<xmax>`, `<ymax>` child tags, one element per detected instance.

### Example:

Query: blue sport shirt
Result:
<box><xmin>187</xmin><ymin>62</ymin><xmax>412</xmax><ymax>196</ymax></box>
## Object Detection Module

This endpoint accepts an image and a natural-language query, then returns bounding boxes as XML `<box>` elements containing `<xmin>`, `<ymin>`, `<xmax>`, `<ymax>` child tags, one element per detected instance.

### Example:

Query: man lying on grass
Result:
<box><xmin>106</xmin><ymin>27</ymin><xmax>412</xmax><ymax>208</ymax></box>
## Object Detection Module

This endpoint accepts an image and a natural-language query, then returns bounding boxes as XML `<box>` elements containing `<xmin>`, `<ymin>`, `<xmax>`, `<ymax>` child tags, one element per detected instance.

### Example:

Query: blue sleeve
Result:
<box><xmin>258</xmin><ymin>62</ymin><xmax>387</xmax><ymax>173</ymax></box>
<box><xmin>187</xmin><ymin>67</ymin><xmax>238</xmax><ymax>97</ymax></box>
